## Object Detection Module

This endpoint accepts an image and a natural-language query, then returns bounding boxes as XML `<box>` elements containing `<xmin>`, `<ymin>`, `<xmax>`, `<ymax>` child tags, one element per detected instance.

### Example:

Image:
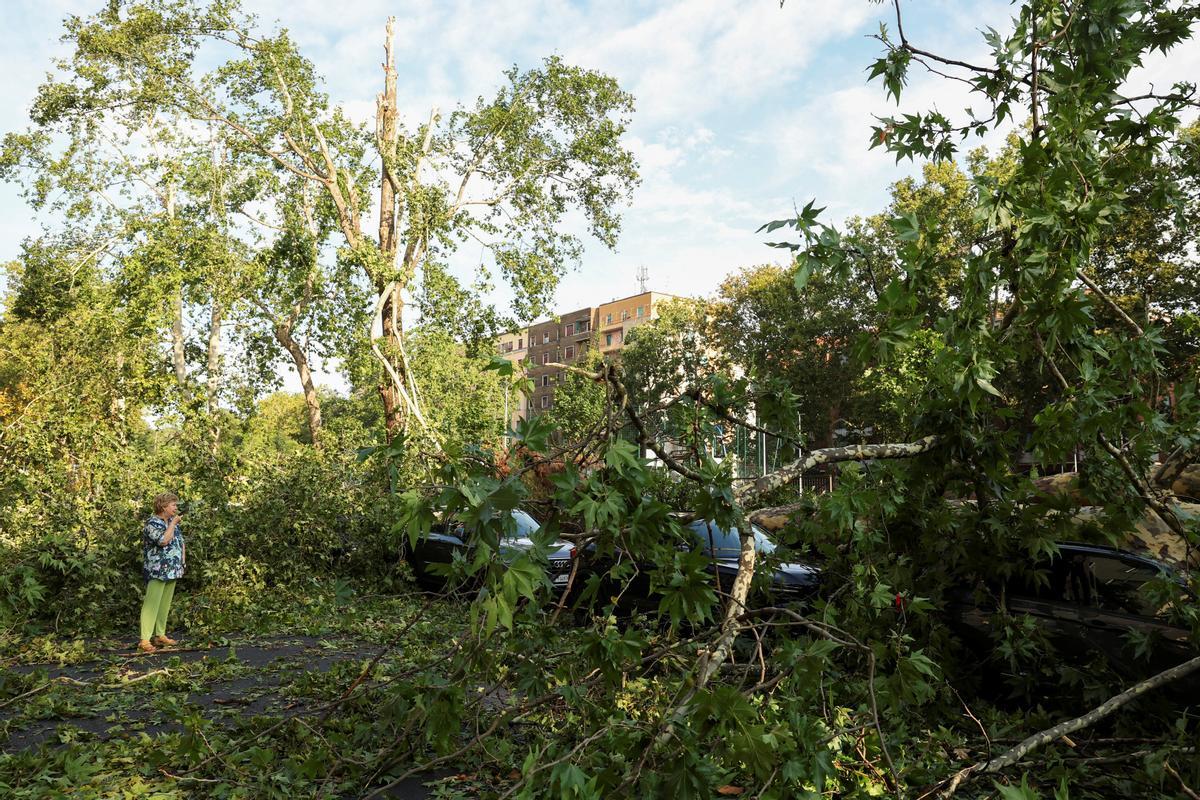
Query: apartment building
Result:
<box><xmin>595</xmin><ymin>291</ymin><xmax>675</xmax><ymax>356</ymax></box>
<box><xmin>496</xmin><ymin>330</ymin><xmax>528</xmax><ymax>425</ymax></box>
<box><xmin>526</xmin><ymin>306</ymin><xmax>596</xmax><ymax>414</ymax></box>
<box><xmin>499</xmin><ymin>291</ymin><xmax>679</xmax><ymax>421</ymax></box>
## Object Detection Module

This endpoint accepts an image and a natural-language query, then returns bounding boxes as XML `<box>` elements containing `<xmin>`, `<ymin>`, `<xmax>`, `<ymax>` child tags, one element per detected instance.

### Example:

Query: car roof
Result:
<box><xmin>1055</xmin><ymin>541</ymin><xmax>1174</xmax><ymax>573</ymax></box>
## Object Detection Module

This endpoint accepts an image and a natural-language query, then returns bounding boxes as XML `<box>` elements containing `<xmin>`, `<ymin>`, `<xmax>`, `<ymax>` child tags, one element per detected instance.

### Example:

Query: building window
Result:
<box><xmin>542</xmin><ymin>332</ymin><xmax>549</xmax><ymax>344</ymax></box>
<box><xmin>501</xmin><ymin>342</ymin><xmax>513</xmax><ymax>353</ymax></box>
<box><xmin>621</xmin><ymin>310</ymin><xmax>630</xmax><ymax>321</ymax></box>
<box><xmin>606</xmin><ymin>313</ymin><xmax>613</xmax><ymax>324</ymax></box>
<box><xmin>541</xmin><ymin>395</ymin><xmax>550</xmax><ymax>409</ymax></box>
<box><xmin>565</xmin><ymin>345</ymin><xmax>574</xmax><ymax>360</ymax></box>
<box><xmin>542</xmin><ymin>353</ymin><xmax>550</xmax><ymax>365</ymax></box>
<box><xmin>637</xmin><ymin>305</ymin><xmax>644</xmax><ymax>317</ymax></box>
<box><xmin>518</xmin><ymin>338</ymin><xmax>523</xmax><ymax>349</ymax></box>
<box><xmin>542</xmin><ymin>375</ymin><xmax>550</xmax><ymax>387</ymax></box>
<box><xmin>605</xmin><ymin>333</ymin><xmax>613</xmax><ymax>346</ymax></box>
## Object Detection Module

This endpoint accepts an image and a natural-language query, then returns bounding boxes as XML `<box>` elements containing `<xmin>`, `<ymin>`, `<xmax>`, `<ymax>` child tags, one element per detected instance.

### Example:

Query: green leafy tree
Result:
<box><xmin>1088</xmin><ymin>120</ymin><xmax>1200</xmax><ymax>383</ymax></box>
<box><xmin>0</xmin><ymin>73</ymin><xmax>254</xmax><ymax>423</ymax></box>
<box><xmin>0</xmin><ymin>240</ymin><xmax>167</xmax><ymax>629</ymax></box>
<box><xmin>371</xmin><ymin>3</ymin><xmax>1200</xmax><ymax>798</ymax></box>
<box><xmin>620</xmin><ymin>297</ymin><xmax>735</xmax><ymax>455</ymax></box>
<box><xmin>543</xmin><ymin>344</ymin><xmax>608</xmax><ymax>446</ymax></box>
<box><xmin>404</xmin><ymin>329</ymin><xmax>508</xmax><ymax>454</ymax></box>
<box><xmin>33</xmin><ymin>2</ymin><xmax>638</xmax><ymax>441</ymax></box>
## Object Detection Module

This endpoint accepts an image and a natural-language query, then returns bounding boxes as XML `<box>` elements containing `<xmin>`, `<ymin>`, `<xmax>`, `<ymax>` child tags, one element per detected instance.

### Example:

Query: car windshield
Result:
<box><xmin>506</xmin><ymin>509</ymin><xmax>541</xmax><ymax>540</ymax></box>
<box><xmin>688</xmin><ymin>520</ymin><xmax>776</xmax><ymax>556</ymax></box>
<box><xmin>444</xmin><ymin>509</ymin><xmax>541</xmax><ymax>541</ymax></box>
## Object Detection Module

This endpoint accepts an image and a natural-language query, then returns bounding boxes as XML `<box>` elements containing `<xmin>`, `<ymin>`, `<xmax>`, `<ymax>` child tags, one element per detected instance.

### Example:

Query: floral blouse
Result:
<box><xmin>142</xmin><ymin>516</ymin><xmax>186</xmax><ymax>582</ymax></box>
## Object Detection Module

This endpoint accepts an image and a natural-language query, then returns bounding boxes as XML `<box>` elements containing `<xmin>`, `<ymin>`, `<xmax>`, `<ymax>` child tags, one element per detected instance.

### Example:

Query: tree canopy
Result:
<box><xmin>2</xmin><ymin>1</ymin><xmax>1199</xmax><ymax>798</ymax></box>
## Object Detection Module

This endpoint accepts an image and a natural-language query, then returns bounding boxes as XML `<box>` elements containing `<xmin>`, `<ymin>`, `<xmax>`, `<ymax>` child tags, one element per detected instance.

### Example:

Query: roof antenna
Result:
<box><xmin>636</xmin><ymin>264</ymin><xmax>648</xmax><ymax>293</ymax></box>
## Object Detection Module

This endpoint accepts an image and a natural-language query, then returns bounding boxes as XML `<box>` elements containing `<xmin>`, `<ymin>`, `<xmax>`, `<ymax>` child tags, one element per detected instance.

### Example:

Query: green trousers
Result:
<box><xmin>139</xmin><ymin>579</ymin><xmax>176</xmax><ymax>641</ymax></box>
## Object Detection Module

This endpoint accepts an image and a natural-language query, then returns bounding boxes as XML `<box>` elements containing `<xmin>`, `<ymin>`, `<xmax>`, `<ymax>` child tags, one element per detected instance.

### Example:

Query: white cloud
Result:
<box><xmin>5</xmin><ymin>0</ymin><xmax>1200</xmax><ymax>380</ymax></box>
<box><xmin>566</xmin><ymin>0</ymin><xmax>874</xmax><ymax>125</ymax></box>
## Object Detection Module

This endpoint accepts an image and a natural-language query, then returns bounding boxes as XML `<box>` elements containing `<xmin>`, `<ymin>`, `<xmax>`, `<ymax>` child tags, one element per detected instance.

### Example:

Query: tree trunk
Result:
<box><xmin>274</xmin><ymin>323</ymin><xmax>323</xmax><ymax>447</ymax></box>
<box><xmin>374</xmin><ymin>20</ymin><xmax>405</xmax><ymax>440</ymax></box>
<box><xmin>170</xmin><ymin>287</ymin><xmax>191</xmax><ymax>404</ymax></box>
<box><xmin>206</xmin><ymin>297</ymin><xmax>223</xmax><ymax>414</ymax></box>
<box><xmin>377</xmin><ymin>17</ymin><xmax>399</xmax><ymax>261</ymax></box>
<box><xmin>378</xmin><ymin>284</ymin><xmax>405</xmax><ymax>437</ymax></box>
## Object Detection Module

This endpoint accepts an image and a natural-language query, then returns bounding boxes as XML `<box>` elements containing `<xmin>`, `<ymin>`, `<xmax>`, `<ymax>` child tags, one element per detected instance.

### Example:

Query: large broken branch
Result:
<box><xmin>1154</xmin><ymin>445</ymin><xmax>1199</xmax><ymax>492</ymax></box>
<box><xmin>1033</xmin><ymin>333</ymin><xmax>1191</xmax><ymax>542</ymax></box>
<box><xmin>696</xmin><ymin>528</ymin><xmax>757</xmax><ymax>686</ymax></box>
<box><xmin>369</xmin><ymin>281</ymin><xmax>435</xmax><ymax>442</ymax></box>
<box><xmin>546</xmin><ymin>361</ymin><xmax>706</xmax><ymax>481</ymax></box>
<box><xmin>736</xmin><ymin>436</ymin><xmax>941</xmax><ymax>503</ymax></box>
<box><xmin>940</xmin><ymin>654</ymin><xmax>1200</xmax><ymax>797</ymax></box>
<box><xmin>1076</xmin><ymin>268</ymin><xmax>1143</xmax><ymax>337</ymax></box>
<box><xmin>548</xmin><ymin>359</ymin><xmax>941</xmax><ymax>512</ymax></box>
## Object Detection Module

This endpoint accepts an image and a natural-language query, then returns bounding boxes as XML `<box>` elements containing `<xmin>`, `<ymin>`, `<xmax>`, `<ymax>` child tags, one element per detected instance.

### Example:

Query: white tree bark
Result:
<box><xmin>274</xmin><ymin>323</ymin><xmax>323</xmax><ymax>447</ymax></box>
<box><xmin>205</xmin><ymin>297</ymin><xmax>223</xmax><ymax>414</ymax></box>
<box><xmin>737</xmin><ymin>436</ymin><xmax>940</xmax><ymax>503</ymax></box>
<box><xmin>170</xmin><ymin>288</ymin><xmax>190</xmax><ymax>404</ymax></box>
<box><xmin>942</xmin><ymin>654</ymin><xmax>1200</xmax><ymax>796</ymax></box>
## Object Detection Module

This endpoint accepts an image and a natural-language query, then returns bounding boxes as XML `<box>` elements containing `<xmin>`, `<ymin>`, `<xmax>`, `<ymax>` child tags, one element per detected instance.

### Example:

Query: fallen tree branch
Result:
<box><xmin>1153</xmin><ymin>444</ymin><xmax>1198</xmax><ymax>491</ymax></box>
<box><xmin>0</xmin><ymin>668</ymin><xmax>174</xmax><ymax>711</ymax></box>
<box><xmin>939</xmin><ymin>653</ymin><xmax>1200</xmax><ymax>797</ymax></box>
<box><xmin>1033</xmin><ymin>333</ymin><xmax>1191</xmax><ymax>542</ymax></box>
<box><xmin>1076</xmin><ymin>268</ymin><xmax>1143</xmax><ymax>337</ymax></box>
<box><xmin>738</xmin><ymin>606</ymin><xmax>900</xmax><ymax>793</ymax></box>
<box><xmin>696</xmin><ymin>524</ymin><xmax>757</xmax><ymax>687</ymax></box>
<box><xmin>736</xmin><ymin>436</ymin><xmax>941</xmax><ymax>503</ymax></box>
<box><xmin>1165</xmin><ymin>758</ymin><xmax>1200</xmax><ymax>800</ymax></box>
<box><xmin>549</xmin><ymin>361</ymin><xmax>707</xmax><ymax>482</ymax></box>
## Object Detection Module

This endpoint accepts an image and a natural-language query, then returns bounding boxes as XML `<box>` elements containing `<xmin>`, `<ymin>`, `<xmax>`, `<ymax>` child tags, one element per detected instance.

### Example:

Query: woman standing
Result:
<box><xmin>139</xmin><ymin>493</ymin><xmax>186</xmax><ymax>653</ymax></box>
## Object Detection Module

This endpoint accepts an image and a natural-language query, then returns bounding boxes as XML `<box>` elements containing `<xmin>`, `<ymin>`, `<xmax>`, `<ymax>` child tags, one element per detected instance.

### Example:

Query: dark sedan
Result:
<box><xmin>686</xmin><ymin>519</ymin><xmax>820</xmax><ymax>602</ymax></box>
<box><xmin>405</xmin><ymin>509</ymin><xmax>575</xmax><ymax>593</ymax></box>
<box><xmin>575</xmin><ymin>518</ymin><xmax>820</xmax><ymax>612</ymax></box>
<box><xmin>947</xmin><ymin>542</ymin><xmax>1196</xmax><ymax>686</ymax></box>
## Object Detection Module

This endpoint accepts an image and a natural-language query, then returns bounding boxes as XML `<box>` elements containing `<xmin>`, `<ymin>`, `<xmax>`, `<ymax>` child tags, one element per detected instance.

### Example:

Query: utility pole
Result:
<box><xmin>636</xmin><ymin>265</ymin><xmax>648</xmax><ymax>293</ymax></box>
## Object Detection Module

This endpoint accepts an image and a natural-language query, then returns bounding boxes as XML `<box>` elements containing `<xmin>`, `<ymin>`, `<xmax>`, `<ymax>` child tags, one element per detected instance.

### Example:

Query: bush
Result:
<box><xmin>0</xmin><ymin>415</ymin><xmax>397</xmax><ymax>638</ymax></box>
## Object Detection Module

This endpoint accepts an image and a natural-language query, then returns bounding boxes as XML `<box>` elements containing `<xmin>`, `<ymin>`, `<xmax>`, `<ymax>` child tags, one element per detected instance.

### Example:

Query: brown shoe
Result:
<box><xmin>152</xmin><ymin>635</ymin><xmax>178</xmax><ymax>647</ymax></box>
<box><xmin>137</xmin><ymin>639</ymin><xmax>157</xmax><ymax>653</ymax></box>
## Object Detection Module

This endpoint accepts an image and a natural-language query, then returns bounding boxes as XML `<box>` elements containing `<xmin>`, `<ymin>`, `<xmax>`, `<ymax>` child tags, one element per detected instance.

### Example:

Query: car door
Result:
<box><xmin>1003</xmin><ymin>554</ymin><xmax>1090</xmax><ymax>657</ymax></box>
<box><xmin>409</xmin><ymin>520</ymin><xmax>465</xmax><ymax>584</ymax></box>
<box><xmin>689</xmin><ymin>520</ymin><xmax>741</xmax><ymax>598</ymax></box>
<box><xmin>1073</xmin><ymin>552</ymin><xmax>1191</xmax><ymax>677</ymax></box>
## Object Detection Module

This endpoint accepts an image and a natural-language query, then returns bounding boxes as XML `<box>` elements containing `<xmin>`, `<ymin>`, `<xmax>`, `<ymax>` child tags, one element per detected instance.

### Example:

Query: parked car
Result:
<box><xmin>686</xmin><ymin>519</ymin><xmax>820</xmax><ymax>602</ymax></box>
<box><xmin>574</xmin><ymin>517</ymin><xmax>820</xmax><ymax>612</ymax></box>
<box><xmin>946</xmin><ymin>542</ymin><xmax>1196</xmax><ymax>685</ymax></box>
<box><xmin>405</xmin><ymin>508</ymin><xmax>575</xmax><ymax>592</ymax></box>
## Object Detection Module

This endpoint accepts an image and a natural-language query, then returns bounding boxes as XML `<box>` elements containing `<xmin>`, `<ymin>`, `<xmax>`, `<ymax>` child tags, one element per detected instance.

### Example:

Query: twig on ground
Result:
<box><xmin>938</xmin><ymin>654</ymin><xmax>1200</xmax><ymax>797</ymax></box>
<box><xmin>1165</xmin><ymin>759</ymin><xmax>1200</xmax><ymax>800</ymax></box>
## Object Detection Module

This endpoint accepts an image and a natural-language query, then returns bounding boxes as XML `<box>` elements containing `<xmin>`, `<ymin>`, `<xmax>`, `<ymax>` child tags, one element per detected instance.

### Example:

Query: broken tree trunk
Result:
<box><xmin>273</xmin><ymin>323</ymin><xmax>323</xmax><ymax>447</ymax></box>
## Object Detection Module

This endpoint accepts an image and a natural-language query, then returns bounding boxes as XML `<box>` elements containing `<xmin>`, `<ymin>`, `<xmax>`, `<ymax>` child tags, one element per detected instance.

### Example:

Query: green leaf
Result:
<box><xmin>975</xmin><ymin>376</ymin><xmax>1005</xmax><ymax>399</ymax></box>
<box><xmin>889</xmin><ymin>213</ymin><xmax>920</xmax><ymax>242</ymax></box>
<box><xmin>994</xmin><ymin>775</ymin><xmax>1039</xmax><ymax>800</ymax></box>
<box><xmin>484</xmin><ymin>355</ymin><xmax>515</xmax><ymax>376</ymax></box>
<box><xmin>793</xmin><ymin>254</ymin><xmax>814</xmax><ymax>291</ymax></box>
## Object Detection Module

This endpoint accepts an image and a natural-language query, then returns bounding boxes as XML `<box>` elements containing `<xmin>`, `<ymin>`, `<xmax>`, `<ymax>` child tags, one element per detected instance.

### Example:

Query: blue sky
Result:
<box><xmin>2</xmin><ymin>1</ymin><xmax>1197</xmax><ymax>389</ymax></box>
